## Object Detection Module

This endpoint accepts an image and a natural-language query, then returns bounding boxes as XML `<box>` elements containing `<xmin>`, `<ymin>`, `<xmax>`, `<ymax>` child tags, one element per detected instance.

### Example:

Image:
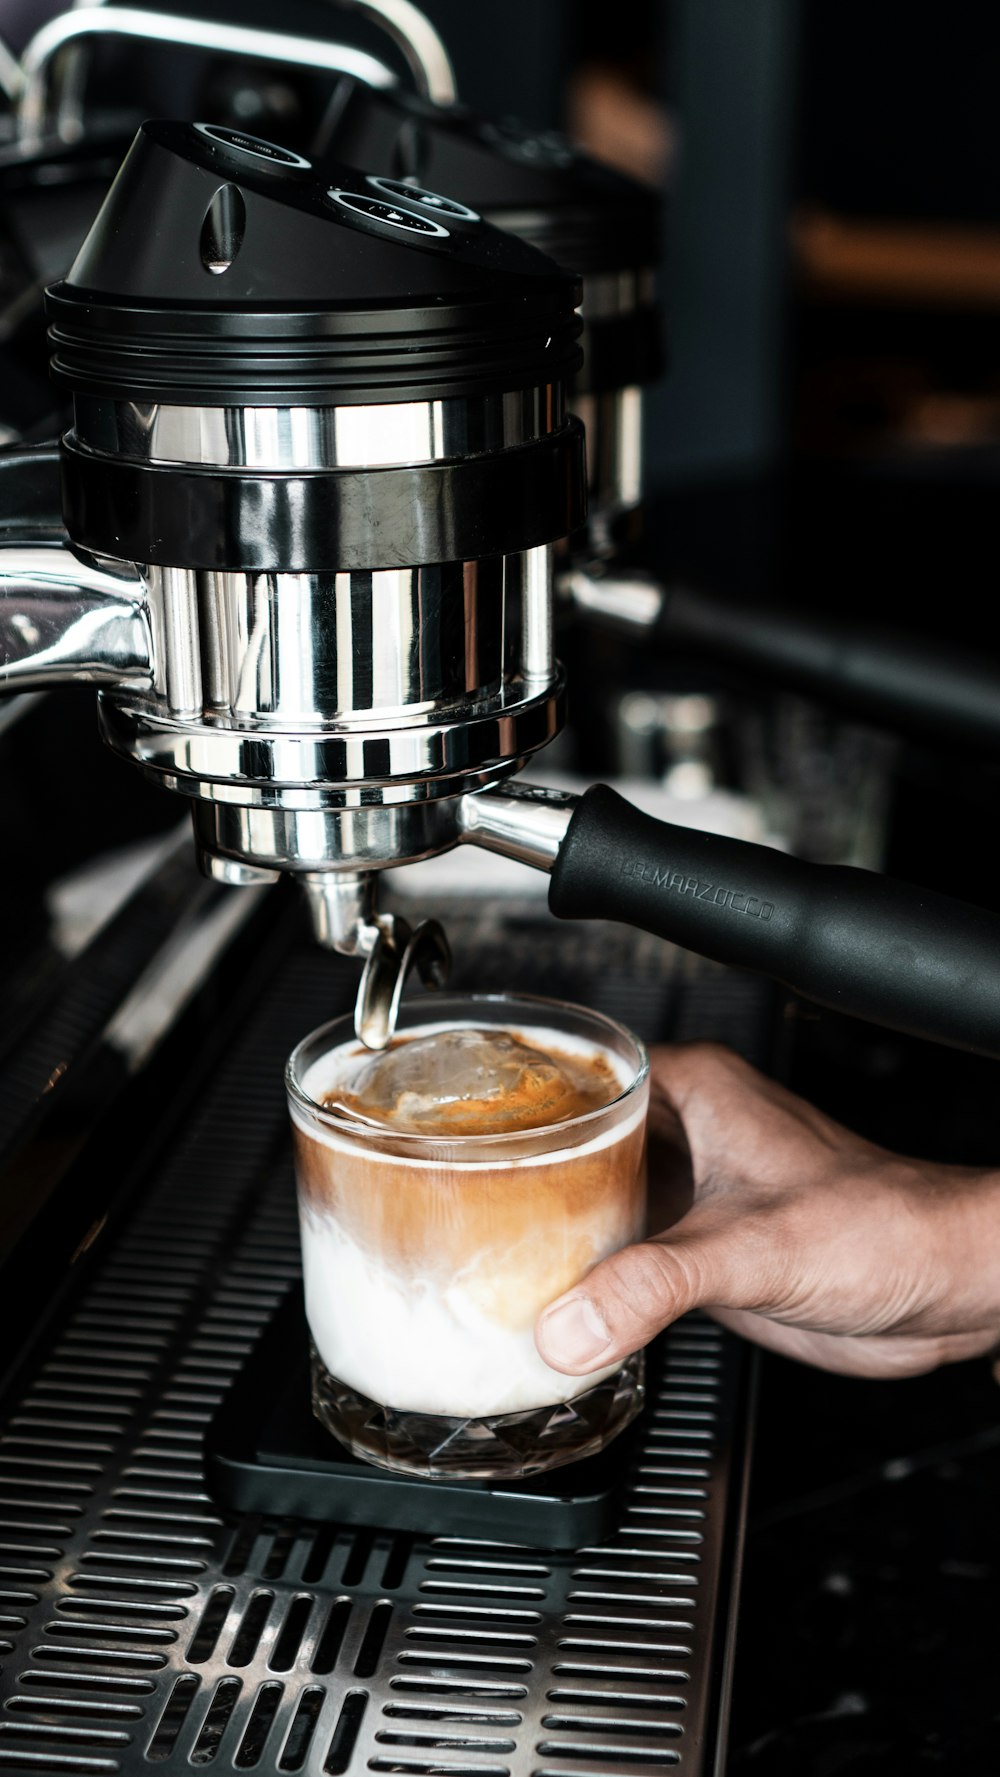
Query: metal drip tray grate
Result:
<box><xmin>0</xmin><ymin>929</ymin><xmax>759</xmax><ymax>1775</ymax></box>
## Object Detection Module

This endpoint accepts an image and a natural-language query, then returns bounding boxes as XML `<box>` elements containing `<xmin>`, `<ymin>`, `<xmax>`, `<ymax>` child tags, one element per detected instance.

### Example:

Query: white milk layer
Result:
<box><xmin>301</xmin><ymin>1204</ymin><xmax>622</xmax><ymax>1417</ymax></box>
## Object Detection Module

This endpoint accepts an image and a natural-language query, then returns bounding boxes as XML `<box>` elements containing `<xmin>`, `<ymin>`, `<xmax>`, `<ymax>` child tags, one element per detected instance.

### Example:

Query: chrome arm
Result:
<box><xmin>0</xmin><ymin>542</ymin><xmax>152</xmax><ymax>689</ymax></box>
<box><xmin>560</xmin><ymin>564</ymin><xmax>665</xmax><ymax>638</ymax></box>
<box><xmin>330</xmin><ymin>1</ymin><xmax>456</xmax><ymax>103</ymax></box>
<box><xmin>0</xmin><ymin>692</ymin><xmax>44</xmax><ymax>736</ymax></box>
<box><xmin>41</xmin><ymin>0</ymin><xmax>453</xmax><ymax>147</ymax></box>
<box><xmin>18</xmin><ymin>7</ymin><xmax>398</xmax><ymax>147</ymax></box>
<box><xmin>0</xmin><ymin>33</ymin><xmax>22</xmax><ymax>103</ymax></box>
<box><xmin>457</xmin><ymin>781</ymin><xmax>577</xmax><ymax>872</ymax></box>
<box><xmin>565</xmin><ymin>564</ymin><xmax>1000</xmax><ymax>755</ymax></box>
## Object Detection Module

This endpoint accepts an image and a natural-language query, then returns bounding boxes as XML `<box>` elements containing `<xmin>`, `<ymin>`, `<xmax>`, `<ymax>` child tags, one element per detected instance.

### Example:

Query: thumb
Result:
<box><xmin>535</xmin><ymin>1220</ymin><xmax>754</xmax><ymax>1375</ymax></box>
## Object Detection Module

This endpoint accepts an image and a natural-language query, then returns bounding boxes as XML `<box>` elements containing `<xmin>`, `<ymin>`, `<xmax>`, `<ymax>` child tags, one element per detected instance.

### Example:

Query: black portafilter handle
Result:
<box><xmin>548</xmin><ymin>784</ymin><xmax>1000</xmax><ymax>1059</ymax></box>
<box><xmin>657</xmin><ymin>585</ymin><xmax>1000</xmax><ymax>755</ymax></box>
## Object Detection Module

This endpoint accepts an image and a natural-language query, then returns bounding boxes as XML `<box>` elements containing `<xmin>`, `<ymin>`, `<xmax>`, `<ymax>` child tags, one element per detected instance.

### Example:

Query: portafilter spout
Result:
<box><xmin>302</xmin><ymin>871</ymin><xmax>450</xmax><ymax>1050</ymax></box>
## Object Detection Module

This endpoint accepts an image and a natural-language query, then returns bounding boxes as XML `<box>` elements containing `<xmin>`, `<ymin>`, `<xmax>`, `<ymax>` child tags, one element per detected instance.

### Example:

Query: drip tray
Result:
<box><xmin>0</xmin><ymin>927</ymin><xmax>767</xmax><ymax>1774</ymax></box>
<box><xmin>207</xmin><ymin>1286</ymin><xmax>639</xmax><ymax>1549</ymax></box>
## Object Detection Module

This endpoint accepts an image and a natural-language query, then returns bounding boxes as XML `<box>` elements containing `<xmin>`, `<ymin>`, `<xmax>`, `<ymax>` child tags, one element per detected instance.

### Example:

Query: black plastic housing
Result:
<box><xmin>44</xmin><ymin>120</ymin><xmax>587</xmax><ymax>570</ymax></box>
<box><xmin>319</xmin><ymin>84</ymin><xmax>664</xmax><ymax>396</ymax></box>
<box><xmin>549</xmin><ymin>785</ymin><xmax>1000</xmax><ymax>1059</ymax></box>
<box><xmin>46</xmin><ymin>120</ymin><xmax>584</xmax><ymax>406</ymax></box>
<box><xmin>320</xmin><ymin>85</ymin><xmax>661</xmax><ymax>270</ymax></box>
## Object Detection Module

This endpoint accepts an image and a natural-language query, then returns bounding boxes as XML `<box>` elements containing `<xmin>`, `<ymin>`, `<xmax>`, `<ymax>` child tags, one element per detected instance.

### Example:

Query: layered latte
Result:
<box><xmin>287</xmin><ymin>996</ymin><xmax>649</xmax><ymax>1477</ymax></box>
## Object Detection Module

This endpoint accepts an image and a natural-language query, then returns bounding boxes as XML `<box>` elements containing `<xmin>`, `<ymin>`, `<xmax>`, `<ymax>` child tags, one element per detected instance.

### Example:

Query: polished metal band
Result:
<box><xmin>91</xmin><ymin>545</ymin><xmax>562</xmax><ymax>874</ymax></box>
<box><xmin>574</xmin><ymin>385</ymin><xmax>644</xmax><ymax>525</ymax></box>
<box><xmin>70</xmin><ymin>388</ymin><xmax>565</xmax><ymax>472</ymax></box>
<box><xmin>98</xmin><ymin>674</ymin><xmax>564</xmax><ymax>805</ymax></box>
<box><xmin>132</xmin><ymin>554</ymin><xmax>552</xmax><ymax>722</ymax></box>
<box><xmin>103</xmin><ymin>672</ymin><xmax>563</xmax><ymax>878</ymax></box>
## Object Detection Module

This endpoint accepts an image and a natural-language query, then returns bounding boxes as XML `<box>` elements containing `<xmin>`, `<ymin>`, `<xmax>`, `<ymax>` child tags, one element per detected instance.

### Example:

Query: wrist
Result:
<box><xmin>918</xmin><ymin>1161</ymin><xmax>1000</xmax><ymax>1339</ymax></box>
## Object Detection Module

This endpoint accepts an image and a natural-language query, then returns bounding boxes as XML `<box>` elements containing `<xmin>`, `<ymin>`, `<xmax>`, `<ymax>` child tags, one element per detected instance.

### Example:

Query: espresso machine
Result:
<box><xmin>2</xmin><ymin>114</ymin><xmax>1000</xmax><ymax>1056</ymax></box>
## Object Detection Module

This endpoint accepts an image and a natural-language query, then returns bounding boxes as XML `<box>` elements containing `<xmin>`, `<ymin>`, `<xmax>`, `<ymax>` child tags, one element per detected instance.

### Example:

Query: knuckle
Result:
<box><xmin>604</xmin><ymin>1240</ymin><xmax>700</xmax><ymax>1325</ymax></box>
<box><xmin>663</xmin><ymin>1043</ymin><xmax>759</xmax><ymax>1126</ymax></box>
<box><xmin>680</xmin><ymin>1041</ymin><xmax>749</xmax><ymax>1081</ymax></box>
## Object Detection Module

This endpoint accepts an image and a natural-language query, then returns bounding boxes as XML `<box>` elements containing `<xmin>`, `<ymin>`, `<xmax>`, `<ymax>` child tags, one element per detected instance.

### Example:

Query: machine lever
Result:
<box><xmin>568</xmin><ymin>569</ymin><xmax>1000</xmax><ymax>755</ymax></box>
<box><xmin>658</xmin><ymin>584</ymin><xmax>1000</xmax><ymax>755</ymax></box>
<box><xmin>17</xmin><ymin>6</ymin><xmax>398</xmax><ymax>147</ymax></box>
<box><xmin>547</xmin><ymin>783</ymin><xmax>1000</xmax><ymax>1059</ymax></box>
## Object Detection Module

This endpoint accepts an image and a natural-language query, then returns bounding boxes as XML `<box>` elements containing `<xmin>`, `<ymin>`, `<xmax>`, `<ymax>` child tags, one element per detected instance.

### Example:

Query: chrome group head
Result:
<box><xmin>72</xmin><ymin>391</ymin><xmax>566</xmax><ymax>892</ymax></box>
<box><xmin>0</xmin><ymin>117</ymin><xmax>592</xmax><ymax>1037</ymax></box>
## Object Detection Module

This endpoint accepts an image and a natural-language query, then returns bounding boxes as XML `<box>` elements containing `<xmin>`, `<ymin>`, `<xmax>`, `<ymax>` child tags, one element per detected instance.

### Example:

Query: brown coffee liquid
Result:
<box><xmin>323</xmin><ymin>1028</ymin><xmax>620</xmax><ymax>1136</ymax></box>
<box><xmin>294</xmin><ymin>1026</ymin><xmax>646</xmax><ymax>1321</ymax></box>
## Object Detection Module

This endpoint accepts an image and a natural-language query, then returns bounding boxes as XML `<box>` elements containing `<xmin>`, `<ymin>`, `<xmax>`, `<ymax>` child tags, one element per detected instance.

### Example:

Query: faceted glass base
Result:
<box><xmin>311</xmin><ymin>1346</ymin><xmax>645</xmax><ymax>1481</ymax></box>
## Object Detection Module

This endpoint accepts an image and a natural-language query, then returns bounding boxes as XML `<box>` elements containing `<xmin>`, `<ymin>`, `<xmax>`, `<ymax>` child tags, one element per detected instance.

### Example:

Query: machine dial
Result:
<box><xmin>193</xmin><ymin>122</ymin><xmax>312</xmax><ymax>172</ymax></box>
<box><xmin>325</xmin><ymin>188</ymin><xmax>450</xmax><ymax>238</ymax></box>
<box><xmin>366</xmin><ymin>174</ymin><xmax>480</xmax><ymax>223</ymax></box>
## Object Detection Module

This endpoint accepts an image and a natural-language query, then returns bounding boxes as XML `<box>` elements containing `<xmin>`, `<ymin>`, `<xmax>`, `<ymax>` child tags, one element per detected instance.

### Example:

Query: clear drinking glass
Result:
<box><xmin>286</xmin><ymin>992</ymin><xmax>650</xmax><ymax>1480</ymax></box>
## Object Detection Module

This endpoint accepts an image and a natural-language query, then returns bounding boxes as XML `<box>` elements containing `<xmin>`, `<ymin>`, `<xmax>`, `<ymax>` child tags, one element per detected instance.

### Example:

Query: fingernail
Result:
<box><xmin>539</xmin><ymin>1295</ymin><xmax>611</xmax><ymax>1368</ymax></box>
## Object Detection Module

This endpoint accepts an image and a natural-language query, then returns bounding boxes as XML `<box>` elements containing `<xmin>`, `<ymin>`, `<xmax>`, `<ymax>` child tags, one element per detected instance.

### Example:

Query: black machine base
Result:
<box><xmin>207</xmin><ymin>1285</ymin><xmax>638</xmax><ymax>1549</ymax></box>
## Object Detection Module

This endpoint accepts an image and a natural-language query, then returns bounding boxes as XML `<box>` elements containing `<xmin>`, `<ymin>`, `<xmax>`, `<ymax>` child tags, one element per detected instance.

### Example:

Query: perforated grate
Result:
<box><xmin>0</xmin><ymin>929</ymin><xmax>758</xmax><ymax>1776</ymax></box>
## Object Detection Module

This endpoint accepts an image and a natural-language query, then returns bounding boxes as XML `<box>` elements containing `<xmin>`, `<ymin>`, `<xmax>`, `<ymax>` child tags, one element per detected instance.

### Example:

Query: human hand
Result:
<box><xmin>536</xmin><ymin>1044</ymin><xmax>1000</xmax><ymax>1379</ymax></box>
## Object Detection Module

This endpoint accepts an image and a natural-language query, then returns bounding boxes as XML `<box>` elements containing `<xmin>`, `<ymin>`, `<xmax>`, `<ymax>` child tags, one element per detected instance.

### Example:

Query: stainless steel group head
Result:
<box><xmin>51</xmin><ymin>125</ymin><xmax>586</xmax><ymax>897</ymax></box>
<box><xmin>0</xmin><ymin>117</ymin><xmax>590</xmax><ymax>1036</ymax></box>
